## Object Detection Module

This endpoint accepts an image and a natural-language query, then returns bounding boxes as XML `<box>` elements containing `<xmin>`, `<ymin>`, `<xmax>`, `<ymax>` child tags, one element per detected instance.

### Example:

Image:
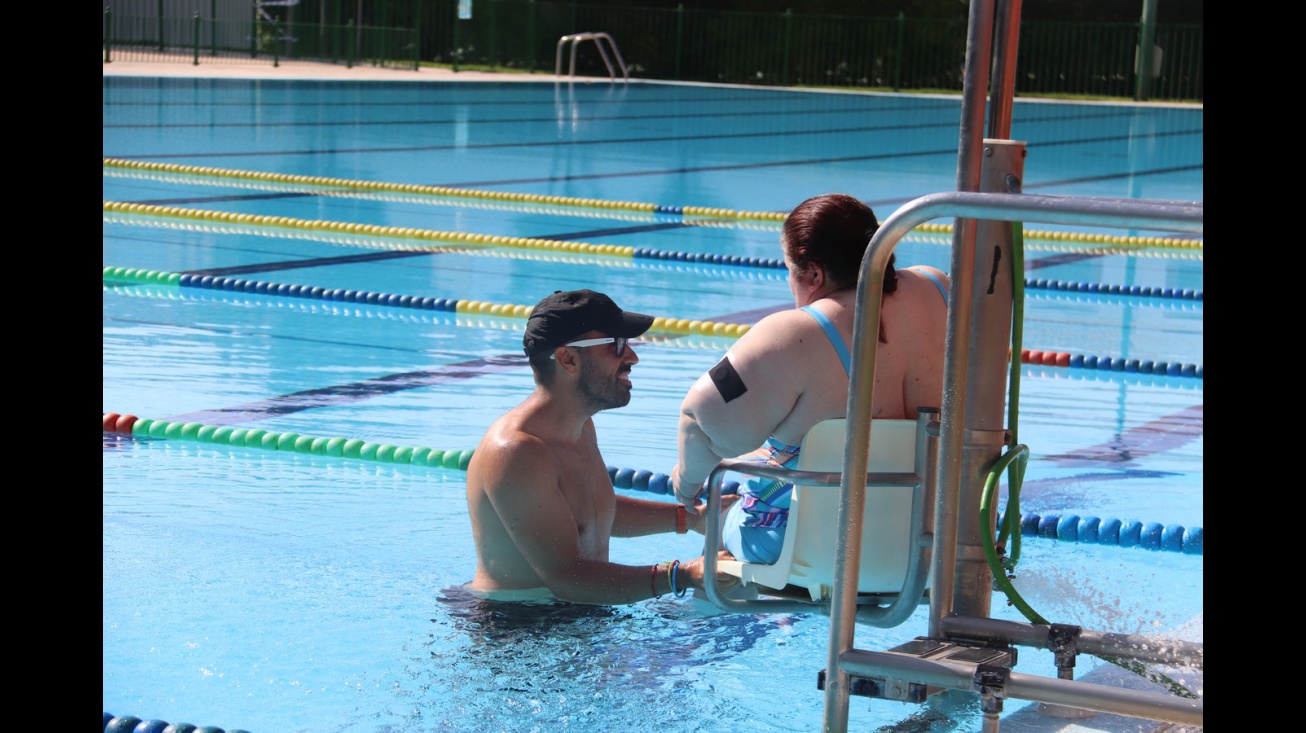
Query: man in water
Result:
<box><xmin>466</xmin><ymin>289</ymin><xmax>739</xmax><ymax>604</ymax></box>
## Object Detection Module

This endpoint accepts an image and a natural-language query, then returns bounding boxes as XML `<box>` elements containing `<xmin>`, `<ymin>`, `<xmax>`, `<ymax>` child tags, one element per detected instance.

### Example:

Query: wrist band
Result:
<box><xmin>651</xmin><ymin>563</ymin><xmax>661</xmax><ymax>597</ymax></box>
<box><xmin>670</xmin><ymin>559</ymin><xmax>686</xmax><ymax>598</ymax></box>
<box><xmin>675</xmin><ymin>504</ymin><xmax>688</xmax><ymax>534</ymax></box>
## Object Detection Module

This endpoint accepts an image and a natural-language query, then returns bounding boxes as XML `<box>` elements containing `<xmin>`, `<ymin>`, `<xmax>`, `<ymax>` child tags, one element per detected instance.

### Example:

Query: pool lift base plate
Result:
<box><xmin>817</xmin><ymin>637</ymin><xmax>1018</xmax><ymax>703</ymax></box>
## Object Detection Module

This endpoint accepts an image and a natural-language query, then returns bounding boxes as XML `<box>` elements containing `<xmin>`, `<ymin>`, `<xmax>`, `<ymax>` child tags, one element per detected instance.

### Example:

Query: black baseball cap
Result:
<box><xmin>523</xmin><ymin>289</ymin><xmax>655</xmax><ymax>357</ymax></box>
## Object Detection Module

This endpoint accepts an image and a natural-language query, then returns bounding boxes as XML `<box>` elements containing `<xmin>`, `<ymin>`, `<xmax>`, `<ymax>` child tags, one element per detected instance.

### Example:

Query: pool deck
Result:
<box><xmin>101</xmin><ymin>58</ymin><xmax>587</xmax><ymax>83</ymax></box>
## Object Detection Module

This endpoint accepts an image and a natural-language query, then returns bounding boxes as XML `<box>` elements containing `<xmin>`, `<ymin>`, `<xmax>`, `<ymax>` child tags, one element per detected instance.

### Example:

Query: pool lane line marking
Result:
<box><xmin>103</xmin><ymin>121</ymin><xmax>1200</xmax><ymax>177</ymax></box>
<box><xmin>161</xmin><ymin>354</ymin><xmax>530</xmax><ymax>428</ymax></box>
<box><xmin>101</xmin><ymin>96</ymin><xmax>967</xmax><ymax>129</ymax></box>
<box><xmin>1044</xmin><ymin>404</ymin><xmax>1203</xmax><ymax>467</ymax></box>
<box><xmin>108</xmin><ymin>95</ymin><xmax>1140</xmax><ymax>134</ymax></box>
<box><xmin>103</xmin><ymin>160</ymin><xmax>1202</xmax><ymax>250</ymax></box>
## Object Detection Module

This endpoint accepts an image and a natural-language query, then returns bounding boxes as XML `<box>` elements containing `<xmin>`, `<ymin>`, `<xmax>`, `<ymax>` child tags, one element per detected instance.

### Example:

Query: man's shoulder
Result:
<box><xmin>480</xmin><ymin>421</ymin><xmax>551</xmax><ymax>457</ymax></box>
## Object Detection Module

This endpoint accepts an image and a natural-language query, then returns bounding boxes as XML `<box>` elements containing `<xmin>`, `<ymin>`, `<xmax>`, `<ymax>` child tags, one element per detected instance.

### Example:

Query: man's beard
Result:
<box><xmin>578</xmin><ymin>357</ymin><xmax>632</xmax><ymax>411</ymax></box>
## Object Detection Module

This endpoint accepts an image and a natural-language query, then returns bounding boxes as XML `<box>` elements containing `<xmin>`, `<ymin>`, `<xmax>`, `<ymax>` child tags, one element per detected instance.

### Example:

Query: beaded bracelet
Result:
<box><xmin>650</xmin><ymin>563</ymin><xmax>661</xmax><ymax>598</ymax></box>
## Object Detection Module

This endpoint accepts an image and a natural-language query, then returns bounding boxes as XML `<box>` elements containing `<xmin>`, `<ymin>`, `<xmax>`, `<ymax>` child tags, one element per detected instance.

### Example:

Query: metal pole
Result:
<box><xmin>1136</xmin><ymin>0</ymin><xmax>1159</xmax><ymax>101</ymax></box>
<box><xmin>987</xmin><ymin>0</ymin><xmax>1023</xmax><ymax>137</ymax></box>
<box><xmin>415</xmin><ymin>0</ymin><xmax>423</xmax><ymax>70</ymax></box>
<box><xmin>529</xmin><ymin>0</ymin><xmax>537</xmax><ymax>73</ymax></box>
<box><xmin>675</xmin><ymin>4</ymin><xmax>684</xmax><ymax>81</ymax></box>
<box><xmin>104</xmin><ymin>7</ymin><xmax>113</xmax><ymax>63</ymax></box>
<box><xmin>926</xmin><ymin>0</ymin><xmax>997</xmax><ymax>640</ymax></box>
<box><xmin>192</xmin><ymin>12</ymin><xmax>200</xmax><ymax>65</ymax></box>
<box><xmin>893</xmin><ymin>12</ymin><xmax>904</xmax><ymax>92</ymax></box>
<box><xmin>782</xmin><ymin>8</ymin><xmax>792</xmax><ymax>86</ymax></box>
<box><xmin>347</xmin><ymin>19</ymin><xmax>355</xmax><ymax>68</ymax></box>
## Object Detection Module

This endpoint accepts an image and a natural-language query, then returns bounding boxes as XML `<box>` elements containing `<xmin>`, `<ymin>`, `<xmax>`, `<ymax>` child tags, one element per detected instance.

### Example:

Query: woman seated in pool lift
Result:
<box><xmin>671</xmin><ymin>192</ymin><xmax>949</xmax><ymax>565</ymax></box>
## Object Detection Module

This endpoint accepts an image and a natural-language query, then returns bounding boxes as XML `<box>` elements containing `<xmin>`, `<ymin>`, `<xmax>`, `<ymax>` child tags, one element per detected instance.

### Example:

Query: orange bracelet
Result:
<box><xmin>675</xmin><ymin>504</ymin><xmax>688</xmax><ymax>534</ymax></box>
<box><xmin>650</xmin><ymin>563</ymin><xmax>661</xmax><ymax>597</ymax></box>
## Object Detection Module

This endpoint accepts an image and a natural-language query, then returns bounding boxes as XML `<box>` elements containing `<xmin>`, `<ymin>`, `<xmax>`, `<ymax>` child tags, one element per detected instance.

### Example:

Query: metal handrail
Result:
<box><xmin>554</xmin><ymin>32</ymin><xmax>629</xmax><ymax>81</ymax></box>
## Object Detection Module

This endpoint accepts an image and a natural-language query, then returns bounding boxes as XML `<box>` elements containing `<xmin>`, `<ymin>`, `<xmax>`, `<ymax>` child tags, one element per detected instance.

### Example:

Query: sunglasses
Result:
<box><xmin>549</xmin><ymin>336</ymin><xmax>629</xmax><ymax>359</ymax></box>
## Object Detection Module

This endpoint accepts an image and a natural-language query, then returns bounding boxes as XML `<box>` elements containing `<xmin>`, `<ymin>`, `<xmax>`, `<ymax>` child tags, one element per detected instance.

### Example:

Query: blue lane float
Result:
<box><xmin>103</xmin><ymin>712</ymin><xmax>252</xmax><ymax>733</ymax></box>
<box><xmin>998</xmin><ymin>512</ymin><xmax>1202</xmax><ymax>555</ymax></box>
<box><xmin>1024</xmin><ymin>278</ymin><xmax>1202</xmax><ymax>301</ymax></box>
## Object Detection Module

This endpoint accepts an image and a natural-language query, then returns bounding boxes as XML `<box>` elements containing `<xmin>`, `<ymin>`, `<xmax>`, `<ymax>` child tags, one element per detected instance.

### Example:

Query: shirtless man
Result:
<box><xmin>671</xmin><ymin>193</ymin><xmax>949</xmax><ymax>564</ymax></box>
<box><xmin>466</xmin><ymin>289</ymin><xmax>739</xmax><ymax>604</ymax></box>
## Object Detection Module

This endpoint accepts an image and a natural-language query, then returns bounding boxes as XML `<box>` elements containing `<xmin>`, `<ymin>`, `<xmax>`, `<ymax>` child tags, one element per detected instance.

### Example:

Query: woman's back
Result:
<box><xmin>761</xmin><ymin>265</ymin><xmax>948</xmax><ymax>448</ymax></box>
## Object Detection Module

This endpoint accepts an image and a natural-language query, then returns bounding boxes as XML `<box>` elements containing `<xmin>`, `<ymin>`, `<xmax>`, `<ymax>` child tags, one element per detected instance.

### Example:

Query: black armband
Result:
<box><xmin>708</xmin><ymin>356</ymin><xmax>748</xmax><ymax>403</ymax></box>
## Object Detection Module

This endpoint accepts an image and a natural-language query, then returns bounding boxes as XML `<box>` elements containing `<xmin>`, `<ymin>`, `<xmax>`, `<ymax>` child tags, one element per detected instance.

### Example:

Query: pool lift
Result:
<box><xmin>696</xmin><ymin>0</ymin><xmax>1203</xmax><ymax>730</ymax></box>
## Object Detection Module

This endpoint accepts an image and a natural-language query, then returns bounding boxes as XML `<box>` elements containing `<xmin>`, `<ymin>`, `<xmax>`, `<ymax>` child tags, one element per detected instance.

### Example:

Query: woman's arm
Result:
<box><xmin>671</xmin><ymin>312</ymin><xmax>809</xmax><ymax>508</ymax></box>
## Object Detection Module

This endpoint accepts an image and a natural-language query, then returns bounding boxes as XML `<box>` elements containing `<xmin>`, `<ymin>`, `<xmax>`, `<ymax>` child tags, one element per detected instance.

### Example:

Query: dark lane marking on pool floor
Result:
<box><xmin>103</xmin><ymin>102</ymin><xmax>1133</xmax><ymax>132</ymax></box>
<box><xmin>164</xmin><ymin>354</ymin><xmax>529</xmax><ymax>427</ymax></box>
<box><xmin>105</xmin><ymin>316</ymin><xmax>430</xmax><ymax>355</ymax></box>
<box><xmin>109</xmin><ymin>126</ymin><xmax>1202</xmax><ymax>166</ymax></box>
<box><xmin>181</xmin><ymin>250</ymin><xmax>435</xmax><ymax>277</ymax></box>
<box><xmin>1044</xmin><ymin>404</ymin><xmax>1202</xmax><ymax>467</ymax></box>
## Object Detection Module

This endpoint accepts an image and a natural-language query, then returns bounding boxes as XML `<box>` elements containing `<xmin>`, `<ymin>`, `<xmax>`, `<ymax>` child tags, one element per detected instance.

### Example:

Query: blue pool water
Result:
<box><xmin>103</xmin><ymin>75</ymin><xmax>1202</xmax><ymax>732</ymax></box>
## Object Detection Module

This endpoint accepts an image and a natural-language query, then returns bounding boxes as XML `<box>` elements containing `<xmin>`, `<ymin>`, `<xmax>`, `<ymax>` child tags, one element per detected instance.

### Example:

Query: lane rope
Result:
<box><xmin>104</xmin><ymin>204</ymin><xmax>1204</xmax><ymax>300</ymax></box>
<box><xmin>103</xmin><ymin>158</ymin><xmax>1203</xmax><ymax>250</ymax></box>
<box><xmin>102</xmin><ymin>412</ymin><xmax>1201</xmax><ymax>554</ymax></box>
<box><xmin>103</xmin><ymin>266</ymin><xmax>1203</xmax><ymax>377</ymax></box>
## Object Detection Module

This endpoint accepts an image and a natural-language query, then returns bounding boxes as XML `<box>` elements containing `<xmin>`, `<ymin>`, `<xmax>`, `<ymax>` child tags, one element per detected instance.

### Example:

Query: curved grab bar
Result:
<box><xmin>554</xmin><ymin>32</ymin><xmax>629</xmax><ymax>81</ymax></box>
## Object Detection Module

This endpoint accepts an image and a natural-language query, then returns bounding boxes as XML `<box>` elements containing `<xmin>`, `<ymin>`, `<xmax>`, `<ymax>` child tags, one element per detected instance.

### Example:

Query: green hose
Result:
<box><xmin>982</xmin><ymin>222</ymin><xmax>1197</xmax><ymax>699</ymax></box>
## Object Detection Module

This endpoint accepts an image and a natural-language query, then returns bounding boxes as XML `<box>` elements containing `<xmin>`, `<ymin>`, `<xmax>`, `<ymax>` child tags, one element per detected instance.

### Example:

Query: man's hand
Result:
<box><xmin>686</xmin><ymin>495</ymin><xmax>740</xmax><ymax>535</ymax></box>
<box><xmin>679</xmin><ymin>551</ymin><xmax>743</xmax><ymax>596</ymax></box>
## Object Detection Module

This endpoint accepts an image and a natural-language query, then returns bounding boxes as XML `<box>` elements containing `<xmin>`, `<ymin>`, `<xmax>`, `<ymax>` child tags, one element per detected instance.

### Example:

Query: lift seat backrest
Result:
<box><xmin>718</xmin><ymin>418</ymin><xmax>923</xmax><ymax>601</ymax></box>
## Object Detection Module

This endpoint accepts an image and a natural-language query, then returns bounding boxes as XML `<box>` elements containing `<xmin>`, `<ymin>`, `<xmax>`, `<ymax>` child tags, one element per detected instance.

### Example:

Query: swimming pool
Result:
<box><xmin>103</xmin><ymin>75</ymin><xmax>1202</xmax><ymax>732</ymax></box>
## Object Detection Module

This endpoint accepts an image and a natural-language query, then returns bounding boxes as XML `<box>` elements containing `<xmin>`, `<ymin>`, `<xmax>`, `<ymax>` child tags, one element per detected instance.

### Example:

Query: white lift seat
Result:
<box><xmin>716</xmin><ymin>418</ymin><xmax>927</xmax><ymax>602</ymax></box>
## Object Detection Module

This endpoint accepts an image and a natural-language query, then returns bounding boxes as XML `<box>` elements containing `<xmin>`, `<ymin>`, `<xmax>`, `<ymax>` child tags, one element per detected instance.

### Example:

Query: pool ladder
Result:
<box><xmin>555</xmin><ymin>32</ymin><xmax>629</xmax><ymax>81</ymax></box>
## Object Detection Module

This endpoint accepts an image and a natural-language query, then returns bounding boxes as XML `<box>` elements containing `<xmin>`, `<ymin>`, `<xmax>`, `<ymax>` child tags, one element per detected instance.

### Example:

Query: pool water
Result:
<box><xmin>103</xmin><ymin>76</ymin><xmax>1202</xmax><ymax>732</ymax></box>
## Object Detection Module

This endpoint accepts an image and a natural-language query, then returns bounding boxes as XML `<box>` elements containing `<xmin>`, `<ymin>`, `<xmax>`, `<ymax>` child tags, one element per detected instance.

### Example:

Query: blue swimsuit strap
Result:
<box><xmin>907</xmin><ymin>266</ymin><xmax>949</xmax><ymax>304</ymax></box>
<box><xmin>799</xmin><ymin>305</ymin><xmax>852</xmax><ymax>376</ymax></box>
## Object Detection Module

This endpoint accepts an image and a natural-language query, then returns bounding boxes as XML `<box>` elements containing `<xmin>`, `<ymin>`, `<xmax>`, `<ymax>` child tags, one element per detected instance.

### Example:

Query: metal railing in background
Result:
<box><xmin>102</xmin><ymin>1</ymin><xmax>1202</xmax><ymax>102</ymax></box>
<box><xmin>555</xmin><ymin>32</ymin><xmax>628</xmax><ymax>81</ymax></box>
<box><xmin>103</xmin><ymin>8</ymin><xmax>420</xmax><ymax>71</ymax></box>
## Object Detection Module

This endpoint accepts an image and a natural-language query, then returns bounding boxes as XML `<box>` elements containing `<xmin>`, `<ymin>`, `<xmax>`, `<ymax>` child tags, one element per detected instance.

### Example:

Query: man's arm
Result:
<box><xmin>611</xmin><ymin>494</ymin><xmax>737</xmax><ymax>537</ymax></box>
